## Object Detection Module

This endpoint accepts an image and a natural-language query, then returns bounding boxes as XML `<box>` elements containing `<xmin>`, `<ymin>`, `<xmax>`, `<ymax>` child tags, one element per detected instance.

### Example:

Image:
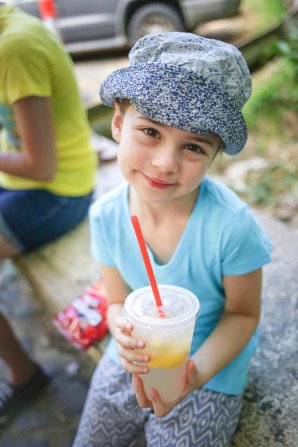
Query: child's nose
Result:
<box><xmin>151</xmin><ymin>146</ymin><xmax>179</xmax><ymax>173</ymax></box>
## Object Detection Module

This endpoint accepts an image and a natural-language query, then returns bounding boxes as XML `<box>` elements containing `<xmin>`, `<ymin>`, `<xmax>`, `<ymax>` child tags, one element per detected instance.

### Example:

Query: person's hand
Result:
<box><xmin>132</xmin><ymin>359</ymin><xmax>200</xmax><ymax>418</ymax></box>
<box><xmin>114</xmin><ymin>316</ymin><xmax>150</xmax><ymax>375</ymax></box>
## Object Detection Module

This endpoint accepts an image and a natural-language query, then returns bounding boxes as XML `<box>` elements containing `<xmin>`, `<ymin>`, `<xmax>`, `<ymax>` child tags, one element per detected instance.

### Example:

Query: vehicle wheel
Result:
<box><xmin>127</xmin><ymin>3</ymin><xmax>184</xmax><ymax>47</ymax></box>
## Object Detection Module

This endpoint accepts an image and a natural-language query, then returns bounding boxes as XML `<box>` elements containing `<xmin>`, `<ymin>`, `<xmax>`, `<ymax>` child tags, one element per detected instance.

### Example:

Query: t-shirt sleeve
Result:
<box><xmin>89</xmin><ymin>201</ymin><xmax>116</xmax><ymax>267</ymax></box>
<box><xmin>0</xmin><ymin>35</ymin><xmax>52</xmax><ymax>104</ymax></box>
<box><xmin>221</xmin><ymin>206</ymin><xmax>272</xmax><ymax>276</ymax></box>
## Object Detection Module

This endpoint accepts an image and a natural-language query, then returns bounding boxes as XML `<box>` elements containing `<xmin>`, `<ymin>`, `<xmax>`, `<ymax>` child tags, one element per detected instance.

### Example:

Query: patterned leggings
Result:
<box><xmin>73</xmin><ymin>353</ymin><xmax>243</xmax><ymax>447</ymax></box>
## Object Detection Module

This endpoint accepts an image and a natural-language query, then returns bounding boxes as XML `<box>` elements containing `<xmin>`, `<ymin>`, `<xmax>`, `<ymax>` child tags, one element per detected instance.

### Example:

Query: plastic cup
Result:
<box><xmin>123</xmin><ymin>285</ymin><xmax>200</xmax><ymax>402</ymax></box>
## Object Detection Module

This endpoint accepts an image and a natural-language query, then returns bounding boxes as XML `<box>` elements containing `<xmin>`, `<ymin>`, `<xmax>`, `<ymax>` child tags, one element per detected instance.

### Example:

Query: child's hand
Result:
<box><xmin>132</xmin><ymin>359</ymin><xmax>200</xmax><ymax>418</ymax></box>
<box><xmin>114</xmin><ymin>316</ymin><xmax>150</xmax><ymax>375</ymax></box>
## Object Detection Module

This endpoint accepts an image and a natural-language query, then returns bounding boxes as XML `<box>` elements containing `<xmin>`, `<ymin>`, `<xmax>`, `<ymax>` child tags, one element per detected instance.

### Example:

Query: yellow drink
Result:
<box><xmin>147</xmin><ymin>343</ymin><xmax>189</xmax><ymax>369</ymax></box>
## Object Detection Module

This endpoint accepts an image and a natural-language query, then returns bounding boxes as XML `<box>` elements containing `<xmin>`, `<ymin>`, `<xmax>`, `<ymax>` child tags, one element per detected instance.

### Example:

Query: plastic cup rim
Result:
<box><xmin>123</xmin><ymin>284</ymin><xmax>200</xmax><ymax>329</ymax></box>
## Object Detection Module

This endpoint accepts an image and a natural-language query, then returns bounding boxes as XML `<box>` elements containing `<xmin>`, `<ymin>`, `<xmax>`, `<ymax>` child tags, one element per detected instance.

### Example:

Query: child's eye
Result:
<box><xmin>143</xmin><ymin>128</ymin><xmax>159</xmax><ymax>138</ymax></box>
<box><xmin>185</xmin><ymin>144</ymin><xmax>205</xmax><ymax>155</ymax></box>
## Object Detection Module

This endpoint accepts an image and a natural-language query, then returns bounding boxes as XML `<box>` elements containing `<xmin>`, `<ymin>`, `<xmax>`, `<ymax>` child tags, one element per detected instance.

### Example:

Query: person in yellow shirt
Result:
<box><xmin>0</xmin><ymin>2</ymin><xmax>97</xmax><ymax>425</ymax></box>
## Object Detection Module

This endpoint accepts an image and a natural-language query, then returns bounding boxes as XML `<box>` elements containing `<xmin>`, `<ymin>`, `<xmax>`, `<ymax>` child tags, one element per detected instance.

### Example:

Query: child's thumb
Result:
<box><xmin>186</xmin><ymin>359</ymin><xmax>198</xmax><ymax>384</ymax></box>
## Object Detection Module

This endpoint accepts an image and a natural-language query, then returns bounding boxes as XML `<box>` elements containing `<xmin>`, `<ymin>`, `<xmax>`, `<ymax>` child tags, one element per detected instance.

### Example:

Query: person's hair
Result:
<box><xmin>217</xmin><ymin>138</ymin><xmax>225</xmax><ymax>154</ymax></box>
<box><xmin>119</xmin><ymin>98</ymin><xmax>131</xmax><ymax>115</ymax></box>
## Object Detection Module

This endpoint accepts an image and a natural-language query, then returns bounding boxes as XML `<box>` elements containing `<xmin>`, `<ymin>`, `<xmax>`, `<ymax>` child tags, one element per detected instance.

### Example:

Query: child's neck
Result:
<box><xmin>129</xmin><ymin>187</ymin><xmax>199</xmax><ymax>264</ymax></box>
<box><xmin>130</xmin><ymin>187</ymin><xmax>199</xmax><ymax>224</ymax></box>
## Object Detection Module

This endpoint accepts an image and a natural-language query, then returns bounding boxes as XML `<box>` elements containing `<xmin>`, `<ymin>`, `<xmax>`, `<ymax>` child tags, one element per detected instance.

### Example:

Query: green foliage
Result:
<box><xmin>276</xmin><ymin>26</ymin><xmax>298</xmax><ymax>70</ymax></box>
<box><xmin>242</xmin><ymin>0</ymin><xmax>286</xmax><ymax>33</ymax></box>
<box><xmin>243</xmin><ymin>58</ymin><xmax>297</xmax><ymax>136</ymax></box>
<box><xmin>243</xmin><ymin>23</ymin><xmax>298</xmax><ymax>138</ymax></box>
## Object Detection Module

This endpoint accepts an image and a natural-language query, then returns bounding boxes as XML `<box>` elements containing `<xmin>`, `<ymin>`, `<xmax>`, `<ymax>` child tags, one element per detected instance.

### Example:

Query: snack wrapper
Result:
<box><xmin>53</xmin><ymin>280</ymin><xmax>108</xmax><ymax>349</ymax></box>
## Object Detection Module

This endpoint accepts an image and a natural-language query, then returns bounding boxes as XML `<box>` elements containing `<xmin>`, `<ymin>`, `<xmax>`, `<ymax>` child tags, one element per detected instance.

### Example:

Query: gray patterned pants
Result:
<box><xmin>73</xmin><ymin>353</ymin><xmax>243</xmax><ymax>447</ymax></box>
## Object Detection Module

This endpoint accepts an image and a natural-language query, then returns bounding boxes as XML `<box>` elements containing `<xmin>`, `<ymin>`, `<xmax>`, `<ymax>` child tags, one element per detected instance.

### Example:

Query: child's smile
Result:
<box><xmin>142</xmin><ymin>173</ymin><xmax>176</xmax><ymax>190</ymax></box>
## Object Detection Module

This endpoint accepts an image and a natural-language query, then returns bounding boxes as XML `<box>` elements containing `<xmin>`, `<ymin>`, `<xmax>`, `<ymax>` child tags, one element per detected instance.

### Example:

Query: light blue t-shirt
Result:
<box><xmin>89</xmin><ymin>176</ymin><xmax>272</xmax><ymax>395</ymax></box>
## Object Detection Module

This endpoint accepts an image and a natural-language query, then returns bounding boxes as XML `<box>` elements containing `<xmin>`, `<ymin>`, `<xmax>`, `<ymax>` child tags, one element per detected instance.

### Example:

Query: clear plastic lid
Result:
<box><xmin>123</xmin><ymin>285</ymin><xmax>200</xmax><ymax>329</ymax></box>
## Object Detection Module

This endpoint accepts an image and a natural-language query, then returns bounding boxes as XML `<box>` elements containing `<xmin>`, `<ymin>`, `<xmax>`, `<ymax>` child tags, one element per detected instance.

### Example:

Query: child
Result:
<box><xmin>73</xmin><ymin>32</ymin><xmax>272</xmax><ymax>447</ymax></box>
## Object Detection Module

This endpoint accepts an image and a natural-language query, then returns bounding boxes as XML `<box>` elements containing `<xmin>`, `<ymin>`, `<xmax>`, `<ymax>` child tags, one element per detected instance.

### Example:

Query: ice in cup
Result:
<box><xmin>123</xmin><ymin>285</ymin><xmax>200</xmax><ymax>402</ymax></box>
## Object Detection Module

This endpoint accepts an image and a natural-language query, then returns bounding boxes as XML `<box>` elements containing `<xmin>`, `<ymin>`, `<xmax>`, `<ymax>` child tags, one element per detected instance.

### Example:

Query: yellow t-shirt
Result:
<box><xmin>0</xmin><ymin>5</ymin><xmax>97</xmax><ymax>196</ymax></box>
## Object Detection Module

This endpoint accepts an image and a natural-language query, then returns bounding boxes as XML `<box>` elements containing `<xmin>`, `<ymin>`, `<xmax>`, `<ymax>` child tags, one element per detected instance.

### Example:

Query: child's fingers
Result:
<box><xmin>149</xmin><ymin>388</ymin><xmax>169</xmax><ymax>418</ymax></box>
<box><xmin>184</xmin><ymin>359</ymin><xmax>200</xmax><ymax>392</ymax></box>
<box><xmin>120</xmin><ymin>356</ymin><xmax>149</xmax><ymax>374</ymax></box>
<box><xmin>132</xmin><ymin>374</ymin><xmax>152</xmax><ymax>408</ymax></box>
<box><xmin>186</xmin><ymin>359</ymin><xmax>197</xmax><ymax>378</ymax></box>
<box><xmin>115</xmin><ymin>317</ymin><xmax>146</xmax><ymax>351</ymax></box>
<box><xmin>117</xmin><ymin>342</ymin><xmax>150</xmax><ymax>365</ymax></box>
<box><xmin>115</xmin><ymin>326</ymin><xmax>145</xmax><ymax>350</ymax></box>
<box><xmin>115</xmin><ymin>316</ymin><xmax>133</xmax><ymax>332</ymax></box>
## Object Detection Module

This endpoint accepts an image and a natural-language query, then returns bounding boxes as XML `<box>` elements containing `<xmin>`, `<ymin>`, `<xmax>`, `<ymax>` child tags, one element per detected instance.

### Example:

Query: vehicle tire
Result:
<box><xmin>127</xmin><ymin>3</ymin><xmax>184</xmax><ymax>47</ymax></box>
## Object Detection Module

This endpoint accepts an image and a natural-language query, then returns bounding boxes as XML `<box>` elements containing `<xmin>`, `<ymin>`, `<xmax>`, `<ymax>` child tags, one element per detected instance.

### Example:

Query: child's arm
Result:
<box><xmin>134</xmin><ymin>267</ymin><xmax>262</xmax><ymax>418</ymax></box>
<box><xmin>0</xmin><ymin>96</ymin><xmax>57</xmax><ymax>181</ymax></box>
<box><xmin>192</xmin><ymin>267</ymin><xmax>262</xmax><ymax>386</ymax></box>
<box><xmin>100</xmin><ymin>264</ymin><xmax>150</xmax><ymax>375</ymax></box>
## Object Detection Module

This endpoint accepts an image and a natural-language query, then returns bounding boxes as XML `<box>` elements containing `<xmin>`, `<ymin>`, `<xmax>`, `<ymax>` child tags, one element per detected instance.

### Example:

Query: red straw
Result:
<box><xmin>131</xmin><ymin>216</ymin><xmax>165</xmax><ymax>318</ymax></box>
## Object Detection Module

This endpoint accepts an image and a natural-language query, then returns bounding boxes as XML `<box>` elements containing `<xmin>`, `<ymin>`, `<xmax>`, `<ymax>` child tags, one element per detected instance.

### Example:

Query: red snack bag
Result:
<box><xmin>53</xmin><ymin>280</ymin><xmax>108</xmax><ymax>349</ymax></box>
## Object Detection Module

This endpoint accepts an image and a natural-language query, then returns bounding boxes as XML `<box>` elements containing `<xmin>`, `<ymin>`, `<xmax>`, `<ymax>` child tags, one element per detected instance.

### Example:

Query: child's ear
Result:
<box><xmin>111</xmin><ymin>101</ymin><xmax>122</xmax><ymax>143</ymax></box>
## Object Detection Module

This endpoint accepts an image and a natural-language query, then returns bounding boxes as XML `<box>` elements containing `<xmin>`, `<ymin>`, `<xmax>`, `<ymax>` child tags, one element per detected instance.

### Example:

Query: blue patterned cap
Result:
<box><xmin>99</xmin><ymin>32</ymin><xmax>252</xmax><ymax>155</ymax></box>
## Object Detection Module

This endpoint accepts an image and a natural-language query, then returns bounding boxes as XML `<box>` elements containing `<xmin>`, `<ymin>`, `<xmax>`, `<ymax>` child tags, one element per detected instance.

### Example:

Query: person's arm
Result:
<box><xmin>192</xmin><ymin>267</ymin><xmax>262</xmax><ymax>386</ymax></box>
<box><xmin>0</xmin><ymin>96</ymin><xmax>57</xmax><ymax>181</ymax></box>
<box><xmin>133</xmin><ymin>268</ymin><xmax>262</xmax><ymax>418</ymax></box>
<box><xmin>100</xmin><ymin>264</ymin><xmax>150</xmax><ymax>375</ymax></box>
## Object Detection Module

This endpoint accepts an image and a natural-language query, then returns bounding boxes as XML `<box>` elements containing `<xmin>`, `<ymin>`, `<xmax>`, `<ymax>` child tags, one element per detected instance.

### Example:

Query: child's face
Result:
<box><xmin>112</xmin><ymin>102</ymin><xmax>220</xmax><ymax>205</ymax></box>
